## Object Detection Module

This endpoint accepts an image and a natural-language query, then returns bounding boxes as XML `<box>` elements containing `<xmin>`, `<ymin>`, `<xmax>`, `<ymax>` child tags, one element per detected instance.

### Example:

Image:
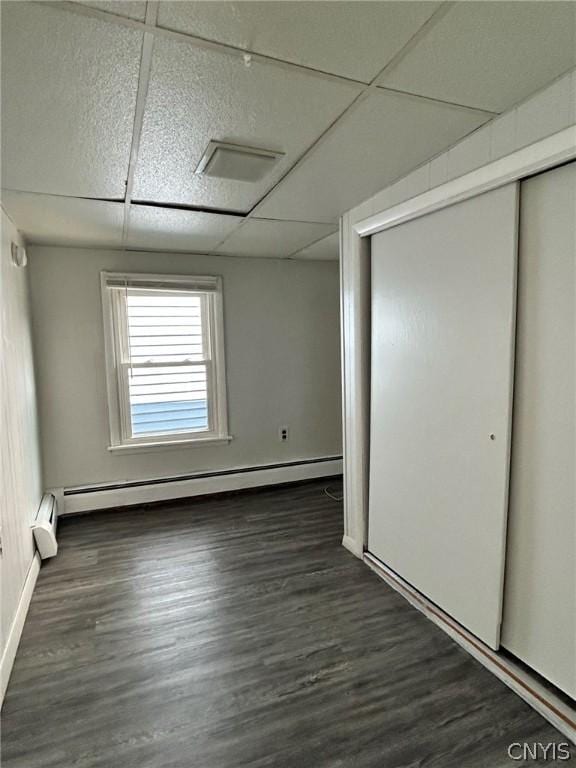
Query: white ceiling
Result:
<box><xmin>133</xmin><ymin>34</ymin><xmax>361</xmax><ymax>210</ymax></box>
<box><xmin>79</xmin><ymin>1</ymin><xmax>146</xmax><ymax>21</ymax></box>
<box><xmin>156</xmin><ymin>1</ymin><xmax>441</xmax><ymax>83</ymax></box>
<box><xmin>255</xmin><ymin>89</ymin><xmax>491</xmax><ymax>223</ymax></box>
<box><xmin>126</xmin><ymin>204</ymin><xmax>241</xmax><ymax>252</ymax></box>
<box><xmin>2</xmin><ymin>191</ymin><xmax>124</xmax><ymax>248</ymax></box>
<box><xmin>292</xmin><ymin>232</ymin><xmax>340</xmax><ymax>261</ymax></box>
<box><xmin>1</xmin><ymin>1</ymin><xmax>574</xmax><ymax>259</ymax></box>
<box><xmin>379</xmin><ymin>1</ymin><xmax>576</xmax><ymax>113</ymax></box>
<box><xmin>215</xmin><ymin>218</ymin><xmax>336</xmax><ymax>259</ymax></box>
<box><xmin>1</xmin><ymin>2</ymin><xmax>141</xmax><ymax>198</ymax></box>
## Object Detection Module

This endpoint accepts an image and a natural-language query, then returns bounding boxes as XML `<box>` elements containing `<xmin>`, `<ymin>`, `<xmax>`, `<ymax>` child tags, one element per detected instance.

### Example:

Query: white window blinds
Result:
<box><xmin>125</xmin><ymin>291</ymin><xmax>209</xmax><ymax>436</ymax></box>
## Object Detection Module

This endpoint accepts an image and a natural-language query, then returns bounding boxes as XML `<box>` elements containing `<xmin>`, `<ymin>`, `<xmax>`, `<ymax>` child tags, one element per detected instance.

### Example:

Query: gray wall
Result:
<box><xmin>1</xmin><ymin>209</ymin><xmax>42</xmax><ymax>676</ymax></box>
<box><xmin>28</xmin><ymin>247</ymin><xmax>342</xmax><ymax>489</ymax></box>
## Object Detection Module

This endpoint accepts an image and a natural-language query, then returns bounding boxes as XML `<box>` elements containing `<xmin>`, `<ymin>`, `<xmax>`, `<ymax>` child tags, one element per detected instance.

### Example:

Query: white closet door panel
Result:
<box><xmin>501</xmin><ymin>162</ymin><xmax>576</xmax><ymax>697</ymax></box>
<box><xmin>368</xmin><ymin>184</ymin><xmax>518</xmax><ymax>649</ymax></box>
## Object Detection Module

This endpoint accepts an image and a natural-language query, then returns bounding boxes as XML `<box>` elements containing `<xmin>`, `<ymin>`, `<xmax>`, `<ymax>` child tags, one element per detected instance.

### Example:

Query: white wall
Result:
<box><xmin>28</xmin><ymin>247</ymin><xmax>342</xmax><ymax>490</ymax></box>
<box><xmin>0</xmin><ymin>208</ymin><xmax>43</xmax><ymax>697</ymax></box>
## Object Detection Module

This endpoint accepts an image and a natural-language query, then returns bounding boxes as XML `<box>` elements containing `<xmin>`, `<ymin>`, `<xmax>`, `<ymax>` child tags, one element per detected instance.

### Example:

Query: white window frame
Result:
<box><xmin>101</xmin><ymin>271</ymin><xmax>231</xmax><ymax>453</ymax></box>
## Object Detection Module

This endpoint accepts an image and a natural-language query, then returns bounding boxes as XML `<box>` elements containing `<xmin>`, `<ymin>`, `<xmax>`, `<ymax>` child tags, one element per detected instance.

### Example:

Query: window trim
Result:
<box><xmin>101</xmin><ymin>271</ymin><xmax>231</xmax><ymax>451</ymax></box>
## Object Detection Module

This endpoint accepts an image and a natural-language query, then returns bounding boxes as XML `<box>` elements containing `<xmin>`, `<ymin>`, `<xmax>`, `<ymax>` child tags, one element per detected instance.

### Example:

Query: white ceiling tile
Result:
<box><xmin>1</xmin><ymin>3</ymin><xmax>142</xmax><ymax>197</ymax></box>
<box><xmin>292</xmin><ymin>232</ymin><xmax>339</xmax><ymax>261</ymax></box>
<box><xmin>215</xmin><ymin>219</ymin><xmax>336</xmax><ymax>259</ymax></box>
<box><xmin>255</xmin><ymin>90</ymin><xmax>491</xmax><ymax>223</ymax></box>
<box><xmin>157</xmin><ymin>1</ymin><xmax>441</xmax><ymax>83</ymax></box>
<box><xmin>132</xmin><ymin>36</ymin><xmax>361</xmax><ymax>210</ymax></box>
<box><xmin>379</xmin><ymin>2</ymin><xmax>576</xmax><ymax>112</ymax></box>
<box><xmin>73</xmin><ymin>2</ymin><xmax>147</xmax><ymax>21</ymax></box>
<box><xmin>2</xmin><ymin>191</ymin><xmax>124</xmax><ymax>247</ymax></box>
<box><xmin>127</xmin><ymin>205</ymin><xmax>242</xmax><ymax>252</ymax></box>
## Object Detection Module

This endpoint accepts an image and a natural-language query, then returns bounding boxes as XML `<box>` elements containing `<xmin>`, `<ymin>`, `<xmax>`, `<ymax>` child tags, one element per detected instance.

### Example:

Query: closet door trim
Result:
<box><xmin>355</xmin><ymin>126</ymin><xmax>576</xmax><ymax>238</ymax></box>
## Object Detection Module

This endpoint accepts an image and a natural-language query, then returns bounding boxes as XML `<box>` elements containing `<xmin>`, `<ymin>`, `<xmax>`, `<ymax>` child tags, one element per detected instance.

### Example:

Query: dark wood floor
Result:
<box><xmin>2</xmin><ymin>480</ymin><xmax>568</xmax><ymax>767</ymax></box>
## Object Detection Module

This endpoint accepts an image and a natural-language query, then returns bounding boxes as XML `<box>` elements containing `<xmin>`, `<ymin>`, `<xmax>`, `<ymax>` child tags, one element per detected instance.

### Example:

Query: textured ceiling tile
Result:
<box><xmin>127</xmin><ymin>205</ymin><xmax>242</xmax><ymax>252</ymax></box>
<box><xmin>73</xmin><ymin>1</ymin><xmax>147</xmax><ymax>21</ymax></box>
<box><xmin>255</xmin><ymin>90</ymin><xmax>491</xmax><ymax>223</ymax></box>
<box><xmin>1</xmin><ymin>3</ymin><xmax>142</xmax><ymax>197</ymax></box>
<box><xmin>379</xmin><ymin>2</ymin><xmax>576</xmax><ymax>112</ymax></box>
<box><xmin>215</xmin><ymin>218</ymin><xmax>336</xmax><ymax>258</ymax></box>
<box><xmin>291</xmin><ymin>232</ymin><xmax>339</xmax><ymax>261</ymax></box>
<box><xmin>157</xmin><ymin>1</ymin><xmax>441</xmax><ymax>83</ymax></box>
<box><xmin>132</xmin><ymin>35</ymin><xmax>361</xmax><ymax>210</ymax></box>
<box><xmin>2</xmin><ymin>191</ymin><xmax>124</xmax><ymax>247</ymax></box>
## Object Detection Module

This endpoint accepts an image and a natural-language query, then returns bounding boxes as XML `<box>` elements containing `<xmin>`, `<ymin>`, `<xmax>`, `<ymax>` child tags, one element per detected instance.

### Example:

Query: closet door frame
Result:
<box><xmin>340</xmin><ymin>126</ymin><xmax>576</xmax><ymax>561</ymax></box>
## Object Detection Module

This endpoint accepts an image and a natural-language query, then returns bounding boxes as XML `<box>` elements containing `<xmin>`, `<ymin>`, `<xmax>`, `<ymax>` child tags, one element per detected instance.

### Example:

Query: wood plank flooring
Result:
<box><xmin>1</xmin><ymin>480</ymin><xmax>569</xmax><ymax>767</ymax></box>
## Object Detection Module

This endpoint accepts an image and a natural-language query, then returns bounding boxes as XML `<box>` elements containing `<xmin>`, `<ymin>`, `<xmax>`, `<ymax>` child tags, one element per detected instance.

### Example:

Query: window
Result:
<box><xmin>101</xmin><ymin>272</ymin><xmax>229</xmax><ymax>451</ymax></box>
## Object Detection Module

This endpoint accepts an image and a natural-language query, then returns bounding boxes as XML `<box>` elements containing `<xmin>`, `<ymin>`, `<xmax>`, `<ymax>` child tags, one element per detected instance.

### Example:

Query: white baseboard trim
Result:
<box><xmin>60</xmin><ymin>456</ymin><xmax>343</xmax><ymax>515</ymax></box>
<box><xmin>1</xmin><ymin>552</ymin><xmax>41</xmax><ymax>707</ymax></box>
<box><xmin>364</xmin><ymin>552</ymin><xmax>576</xmax><ymax>744</ymax></box>
<box><xmin>342</xmin><ymin>534</ymin><xmax>363</xmax><ymax>559</ymax></box>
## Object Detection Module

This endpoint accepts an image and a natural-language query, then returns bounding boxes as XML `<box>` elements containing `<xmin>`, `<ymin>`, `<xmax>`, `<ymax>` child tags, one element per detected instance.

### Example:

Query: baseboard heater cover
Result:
<box><xmin>31</xmin><ymin>493</ymin><xmax>58</xmax><ymax>558</ymax></box>
<box><xmin>59</xmin><ymin>456</ymin><xmax>343</xmax><ymax>514</ymax></box>
<box><xmin>64</xmin><ymin>456</ymin><xmax>342</xmax><ymax>496</ymax></box>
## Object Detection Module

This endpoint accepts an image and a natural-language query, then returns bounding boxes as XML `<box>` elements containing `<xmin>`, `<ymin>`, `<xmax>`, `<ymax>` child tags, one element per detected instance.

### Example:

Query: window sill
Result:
<box><xmin>107</xmin><ymin>435</ymin><xmax>234</xmax><ymax>454</ymax></box>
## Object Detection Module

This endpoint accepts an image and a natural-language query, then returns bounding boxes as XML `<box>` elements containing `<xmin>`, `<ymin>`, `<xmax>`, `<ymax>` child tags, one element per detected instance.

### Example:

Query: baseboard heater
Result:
<box><xmin>59</xmin><ymin>456</ymin><xmax>342</xmax><ymax>516</ymax></box>
<box><xmin>59</xmin><ymin>456</ymin><xmax>343</xmax><ymax>515</ymax></box>
<box><xmin>31</xmin><ymin>493</ymin><xmax>58</xmax><ymax>559</ymax></box>
<box><xmin>63</xmin><ymin>456</ymin><xmax>343</xmax><ymax>496</ymax></box>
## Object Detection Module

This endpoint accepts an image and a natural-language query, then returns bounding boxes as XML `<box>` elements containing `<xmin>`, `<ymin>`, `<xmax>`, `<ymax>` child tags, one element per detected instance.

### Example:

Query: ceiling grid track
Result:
<box><xmin>121</xmin><ymin>0</ymin><xmax>159</xmax><ymax>247</ymax></box>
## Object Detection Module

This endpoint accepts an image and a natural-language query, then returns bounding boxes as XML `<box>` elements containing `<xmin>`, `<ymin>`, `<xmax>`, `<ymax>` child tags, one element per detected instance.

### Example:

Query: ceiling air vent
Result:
<box><xmin>195</xmin><ymin>141</ymin><xmax>284</xmax><ymax>182</ymax></box>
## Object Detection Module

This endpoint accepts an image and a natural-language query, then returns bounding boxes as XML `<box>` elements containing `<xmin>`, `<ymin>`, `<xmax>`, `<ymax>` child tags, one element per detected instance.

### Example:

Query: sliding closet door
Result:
<box><xmin>501</xmin><ymin>163</ymin><xmax>575</xmax><ymax>697</ymax></box>
<box><xmin>368</xmin><ymin>185</ymin><xmax>518</xmax><ymax>649</ymax></box>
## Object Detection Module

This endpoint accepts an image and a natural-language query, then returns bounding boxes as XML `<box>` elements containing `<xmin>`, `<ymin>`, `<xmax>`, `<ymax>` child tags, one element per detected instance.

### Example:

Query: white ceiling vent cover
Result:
<box><xmin>195</xmin><ymin>141</ymin><xmax>284</xmax><ymax>182</ymax></box>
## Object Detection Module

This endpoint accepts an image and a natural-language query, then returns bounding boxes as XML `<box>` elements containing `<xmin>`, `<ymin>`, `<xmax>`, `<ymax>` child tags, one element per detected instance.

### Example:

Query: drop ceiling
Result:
<box><xmin>156</xmin><ymin>1</ymin><xmax>441</xmax><ymax>83</ymax></box>
<box><xmin>1</xmin><ymin>191</ymin><xmax>125</xmax><ymax>248</ymax></box>
<box><xmin>292</xmin><ymin>232</ymin><xmax>340</xmax><ymax>261</ymax></box>
<box><xmin>1</xmin><ymin>2</ymin><xmax>142</xmax><ymax>198</ymax></box>
<box><xmin>214</xmin><ymin>218</ymin><xmax>336</xmax><ymax>259</ymax></box>
<box><xmin>78</xmin><ymin>1</ymin><xmax>146</xmax><ymax>21</ymax></box>
<box><xmin>379</xmin><ymin>1</ymin><xmax>576</xmax><ymax>113</ymax></box>
<box><xmin>1</xmin><ymin>1</ymin><xmax>574</xmax><ymax>259</ymax></box>
<box><xmin>254</xmin><ymin>90</ymin><xmax>491</xmax><ymax>223</ymax></box>
<box><xmin>133</xmin><ymin>33</ymin><xmax>360</xmax><ymax>210</ymax></box>
<box><xmin>126</xmin><ymin>205</ymin><xmax>241</xmax><ymax>252</ymax></box>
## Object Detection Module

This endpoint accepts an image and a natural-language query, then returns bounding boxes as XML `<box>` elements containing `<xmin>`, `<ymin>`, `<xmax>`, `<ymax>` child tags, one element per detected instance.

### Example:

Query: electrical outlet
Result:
<box><xmin>279</xmin><ymin>426</ymin><xmax>289</xmax><ymax>442</ymax></box>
